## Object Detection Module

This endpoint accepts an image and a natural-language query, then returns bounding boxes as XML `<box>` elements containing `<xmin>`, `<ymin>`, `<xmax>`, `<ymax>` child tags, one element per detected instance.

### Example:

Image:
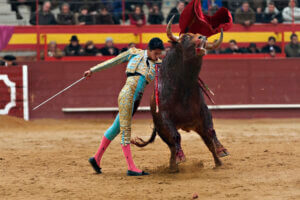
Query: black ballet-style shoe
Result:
<box><xmin>127</xmin><ymin>170</ymin><xmax>149</xmax><ymax>176</ymax></box>
<box><xmin>88</xmin><ymin>157</ymin><xmax>102</xmax><ymax>174</ymax></box>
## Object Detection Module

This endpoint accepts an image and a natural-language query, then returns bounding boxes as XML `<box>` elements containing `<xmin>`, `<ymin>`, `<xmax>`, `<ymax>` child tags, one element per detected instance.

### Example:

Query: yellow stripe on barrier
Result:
<box><xmin>8</xmin><ymin>32</ymin><xmax>300</xmax><ymax>45</ymax></box>
<box><xmin>9</xmin><ymin>34</ymin><xmax>37</xmax><ymax>44</ymax></box>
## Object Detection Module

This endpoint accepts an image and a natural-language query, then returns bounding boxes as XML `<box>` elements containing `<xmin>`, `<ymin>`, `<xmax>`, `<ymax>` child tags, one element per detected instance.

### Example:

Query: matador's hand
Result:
<box><xmin>84</xmin><ymin>70</ymin><xmax>92</xmax><ymax>77</ymax></box>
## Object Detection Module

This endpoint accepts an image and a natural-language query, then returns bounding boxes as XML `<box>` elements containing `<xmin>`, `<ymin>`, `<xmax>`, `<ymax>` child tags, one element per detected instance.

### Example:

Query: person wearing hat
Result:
<box><xmin>99</xmin><ymin>37</ymin><xmax>119</xmax><ymax>56</ymax></box>
<box><xmin>0</xmin><ymin>55</ymin><xmax>18</xmax><ymax>67</ymax></box>
<box><xmin>64</xmin><ymin>35</ymin><xmax>84</xmax><ymax>56</ymax></box>
<box><xmin>84</xmin><ymin>37</ymin><xmax>165</xmax><ymax>176</ymax></box>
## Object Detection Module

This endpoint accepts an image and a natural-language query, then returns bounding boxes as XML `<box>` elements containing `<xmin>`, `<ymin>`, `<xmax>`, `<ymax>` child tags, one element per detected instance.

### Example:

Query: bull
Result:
<box><xmin>132</xmin><ymin>16</ymin><xmax>229</xmax><ymax>172</ymax></box>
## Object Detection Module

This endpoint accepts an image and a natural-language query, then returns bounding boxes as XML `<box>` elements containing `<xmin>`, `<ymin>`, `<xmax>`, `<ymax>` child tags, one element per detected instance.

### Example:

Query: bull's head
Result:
<box><xmin>167</xmin><ymin>15</ymin><xmax>223</xmax><ymax>57</ymax></box>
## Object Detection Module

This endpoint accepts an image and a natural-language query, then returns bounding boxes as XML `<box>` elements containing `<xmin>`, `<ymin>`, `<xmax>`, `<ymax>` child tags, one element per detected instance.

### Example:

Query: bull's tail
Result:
<box><xmin>131</xmin><ymin>127</ymin><xmax>157</xmax><ymax>147</ymax></box>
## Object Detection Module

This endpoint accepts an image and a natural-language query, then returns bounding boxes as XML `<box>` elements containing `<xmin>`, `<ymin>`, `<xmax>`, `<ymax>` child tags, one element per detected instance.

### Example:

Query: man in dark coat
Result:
<box><xmin>148</xmin><ymin>4</ymin><xmax>164</xmax><ymax>24</ymax></box>
<box><xmin>261</xmin><ymin>36</ymin><xmax>282</xmax><ymax>57</ymax></box>
<box><xmin>77</xmin><ymin>6</ymin><xmax>93</xmax><ymax>25</ymax></box>
<box><xmin>30</xmin><ymin>1</ymin><xmax>56</xmax><ymax>25</ymax></box>
<box><xmin>95</xmin><ymin>7</ymin><xmax>114</xmax><ymax>24</ymax></box>
<box><xmin>57</xmin><ymin>2</ymin><xmax>75</xmax><ymax>25</ymax></box>
<box><xmin>166</xmin><ymin>0</ymin><xmax>185</xmax><ymax>24</ymax></box>
<box><xmin>263</xmin><ymin>2</ymin><xmax>283</xmax><ymax>24</ymax></box>
<box><xmin>64</xmin><ymin>35</ymin><xmax>84</xmax><ymax>56</ymax></box>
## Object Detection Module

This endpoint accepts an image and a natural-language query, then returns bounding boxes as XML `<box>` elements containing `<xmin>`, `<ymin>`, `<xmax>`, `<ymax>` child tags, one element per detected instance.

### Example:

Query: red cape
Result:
<box><xmin>179</xmin><ymin>0</ymin><xmax>232</xmax><ymax>37</ymax></box>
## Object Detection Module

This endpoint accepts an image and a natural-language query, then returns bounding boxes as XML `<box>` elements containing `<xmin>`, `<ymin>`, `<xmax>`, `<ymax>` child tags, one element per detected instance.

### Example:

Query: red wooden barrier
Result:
<box><xmin>22</xmin><ymin>58</ymin><xmax>300</xmax><ymax>119</ymax></box>
<box><xmin>0</xmin><ymin>66</ymin><xmax>29</xmax><ymax>120</ymax></box>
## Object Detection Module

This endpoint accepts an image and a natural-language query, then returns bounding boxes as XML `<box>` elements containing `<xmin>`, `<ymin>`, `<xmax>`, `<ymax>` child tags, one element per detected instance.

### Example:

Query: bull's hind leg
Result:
<box><xmin>196</xmin><ymin>126</ymin><xmax>222</xmax><ymax>167</ymax></box>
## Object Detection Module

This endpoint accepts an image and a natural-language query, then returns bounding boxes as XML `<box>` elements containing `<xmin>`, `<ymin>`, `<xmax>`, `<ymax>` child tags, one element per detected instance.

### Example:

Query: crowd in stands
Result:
<box><xmin>7</xmin><ymin>0</ymin><xmax>300</xmax><ymax>25</ymax></box>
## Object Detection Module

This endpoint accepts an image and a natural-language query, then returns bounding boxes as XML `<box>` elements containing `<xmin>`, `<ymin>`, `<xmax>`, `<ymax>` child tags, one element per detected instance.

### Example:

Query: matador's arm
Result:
<box><xmin>89</xmin><ymin>48</ymin><xmax>139</xmax><ymax>73</ymax></box>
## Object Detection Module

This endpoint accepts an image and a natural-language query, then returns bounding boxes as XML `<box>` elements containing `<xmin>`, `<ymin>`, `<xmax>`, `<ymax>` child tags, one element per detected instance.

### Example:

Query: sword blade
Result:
<box><xmin>33</xmin><ymin>76</ymin><xmax>86</xmax><ymax>111</ymax></box>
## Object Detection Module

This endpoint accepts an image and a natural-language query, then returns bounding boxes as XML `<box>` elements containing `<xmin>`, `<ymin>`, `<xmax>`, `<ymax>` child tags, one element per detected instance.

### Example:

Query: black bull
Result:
<box><xmin>131</xmin><ymin>20</ymin><xmax>229</xmax><ymax>172</ymax></box>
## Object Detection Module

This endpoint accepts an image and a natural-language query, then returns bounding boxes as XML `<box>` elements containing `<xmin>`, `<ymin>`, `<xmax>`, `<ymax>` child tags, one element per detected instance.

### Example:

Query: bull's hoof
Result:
<box><xmin>216</xmin><ymin>147</ymin><xmax>229</xmax><ymax>157</ymax></box>
<box><xmin>169</xmin><ymin>166</ymin><xmax>179</xmax><ymax>173</ymax></box>
<box><xmin>176</xmin><ymin>149</ymin><xmax>186</xmax><ymax>164</ymax></box>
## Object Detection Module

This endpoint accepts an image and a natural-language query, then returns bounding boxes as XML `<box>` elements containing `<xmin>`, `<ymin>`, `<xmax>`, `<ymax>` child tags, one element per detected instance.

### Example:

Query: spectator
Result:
<box><xmin>77</xmin><ymin>6</ymin><xmax>93</xmax><ymax>25</ymax></box>
<box><xmin>202</xmin><ymin>0</ymin><xmax>222</xmax><ymax>15</ymax></box>
<box><xmin>223</xmin><ymin>40</ymin><xmax>243</xmax><ymax>54</ymax></box>
<box><xmin>129</xmin><ymin>5</ymin><xmax>146</xmax><ymax>26</ymax></box>
<box><xmin>95</xmin><ymin>7</ymin><xmax>114</xmax><ymax>24</ymax></box>
<box><xmin>65</xmin><ymin>0</ymin><xmax>85</xmax><ymax>13</ymax></box>
<box><xmin>1</xmin><ymin>55</ymin><xmax>18</xmax><ymax>67</ymax></box>
<box><xmin>9</xmin><ymin>0</ymin><xmax>36</xmax><ymax>20</ymax></box>
<box><xmin>234</xmin><ymin>1</ymin><xmax>256</xmax><ymax>27</ymax></box>
<box><xmin>285</xmin><ymin>33</ymin><xmax>300</xmax><ymax>57</ymax></box>
<box><xmin>29</xmin><ymin>1</ymin><xmax>56</xmax><ymax>25</ymax></box>
<box><xmin>121</xmin><ymin>43</ymin><xmax>136</xmax><ymax>52</ymax></box>
<box><xmin>84</xmin><ymin>41</ymin><xmax>98</xmax><ymax>56</ymax></box>
<box><xmin>166</xmin><ymin>0</ymin><xmax>185</xmax><ymax>24</ymax></box>
<box><xmin>148</xmin><ymin>4</ymin><xmax>164</xmax><ymax>24</ymax></box>
<box><xmin>99</xmin><ymin>37</ymin><xmax>119</xmax><ymax>56</ymax></box>
<box><xmin>64</xmin><ymin>35</ymin><xmax>84</xmax><ymax>56</ymax></box>
<box><xmin>42</xmin><ymin>41</ymin><xmax>64</xmax><ymax>59</ymax></box>
<box><xmin>246</xmin><ymin>43</ymin><xmax>260</xmax><ymax>53</ymax></box>
<box><xmin>57</xmin><ymin>3</ymin><xmax>75</xmax><ymax>25</ymax></box>
<box><xmin>263</xmin><ymin>2</ymin><xmax>283</xmax><ymax>24</ymax></box>
<box><xmin>261</xmin><ymin>36</ymin><xmax>282</xmax><ymax>56</ymax></box>
<box><xmin>282</xmin><ymin>0</ymin><xmax>300</xmax><ymax>23</ymax></box>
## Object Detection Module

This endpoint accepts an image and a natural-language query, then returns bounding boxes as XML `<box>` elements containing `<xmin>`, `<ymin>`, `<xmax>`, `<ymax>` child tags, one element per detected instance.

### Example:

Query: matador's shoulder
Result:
<box><xmin>128</xmin><ymin>47</ymin><xmax>144</xmax><ymax>55</ymax></box>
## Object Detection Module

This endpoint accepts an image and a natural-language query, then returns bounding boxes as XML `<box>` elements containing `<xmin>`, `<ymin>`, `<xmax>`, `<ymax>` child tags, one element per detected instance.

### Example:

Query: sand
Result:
<box><xmin>0</xmin><ymin>116</ymin><xmax>299</xmax><ymax>200</ymax></box>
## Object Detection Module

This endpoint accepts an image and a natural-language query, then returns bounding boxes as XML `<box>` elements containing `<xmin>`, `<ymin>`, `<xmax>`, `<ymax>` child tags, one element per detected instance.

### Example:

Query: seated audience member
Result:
<box><xmin>121</xmin><ymin>43</ymin><xmax>136</xmax><ymax>52</ymax></box>
<box><xmin>234</xmin><ymin>1</ymin><xmax>256</xmax><ymax>27</ymax></box>
<box><xmin>66</xmin><ymin>0</ymin><xmax>84</xmax><ymax>13</ymax></box>
<box><xmin>129</xmin><ymin>5</ymin><xmax>146</xmax><ymax>26</ymax></box>
<box><xmin>57</xmin><ymin>3</ymin><xmax>75</xmax><ymax>25</ymax></box>
<box><xmin>148</xmin><ymin>4</ymin><xmax>164</xmax><ymax>24</ymax></box>
<box><xmin>223</xmin><ymin>40</ymin><xmax>244</xmax><ymax>54</ymax></box>
<box><xmin>84</xmin><ymin>41</ymin><xmax>98</xmax><ymax>56</ymax></box>
<box><xmin>246</xmin><ymin>43</ymin><xmax>260</xmax><ymax>53</ymax></box>
<box><xmin>261</xmin><ymin>36</ymin><xmax>282</xmax><ymax>56</ymax></box>
<box><xmin>64</xmin><ymin>35</ymin><xmax>84</xmax><ymax>56</ymax></box>
<box><xmin>263</xmin><ymin>2</ymin><xmax>283</xmax><ymax>24</ymax></box>
<box><xmin>9</xmin><ymin>0</ymin><xmax>36</xmax><ymax>20</ymax></box>
<box><xmin>1</xmin><ymin>55</ymin><xmax>18</xmax><ymax>67</ymax></box>
<box><xmin>285</xmin><ymin>33</ymin><xmax>300</xmax><ymax>57</ymax></box>
<box><xmin>42</xmin><ymin>41</ymin><xmax>64</xmax><ymax>59</ymax></box>
<box><xmin>282</xmin><ymin>0</ymin><xmax>300</xmax><ymax>23</ymax></box>
<box><xmin>166</xmin><ymin>0</ymin><xmax>185</xmax><ymax>24</ymax></box>
<box><xmin>95</xmin><ymin>7</ymin><xmax>114</xmax><ymax>24</ymax></box>
<box><xmin>99</xmin><ymin>37</ymin><xmax>119</xmax><ymax>56</ymax></box>
<box><xmin>201</xmin><ymin>0</ymin><xmax>222</xmax><ymax>15</ymax></box>
<box><xmin>30</xmin><ymin>1</ymin><xmax>56</xmax><ymax>25</ymax></box>
<box><xmin>77</xmin><ymin>6</ymin><xmax>93</xmax><ymax>25</ymax></box>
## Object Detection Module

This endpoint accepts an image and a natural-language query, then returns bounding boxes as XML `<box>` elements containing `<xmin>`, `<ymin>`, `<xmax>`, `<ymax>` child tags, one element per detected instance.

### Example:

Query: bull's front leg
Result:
<box><xmin>161</xmin><ymin>113</ymin><xmax>186</xmax><ymax>166</ymax></box>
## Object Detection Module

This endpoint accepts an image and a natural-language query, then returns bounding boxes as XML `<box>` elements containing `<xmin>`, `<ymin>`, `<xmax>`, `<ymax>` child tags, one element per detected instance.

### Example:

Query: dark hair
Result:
<box><xmin>148</xmin><ymin>37</ymin><xmax>164</xmax><ymax>50</ymax></box>
<box><xmin>290</xmin><ymin>33</ymin><xmax>298</xmax><ymax>40</ymax></box>
<box><xmin>229</xmin><ymin>39</ymin><xmax>237</xmax><ymax>44</ymax></box>
<box><xmin>268</xmin><ymin>36</ymin><xmax>276</xmax><ymax>42</ymax></box>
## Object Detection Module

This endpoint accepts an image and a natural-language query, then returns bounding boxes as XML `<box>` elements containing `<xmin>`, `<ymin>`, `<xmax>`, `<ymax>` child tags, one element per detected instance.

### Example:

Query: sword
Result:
<box><xmin>33</xmin><ymin>76</ymin><xmax>86</xmax><ymax>111</ymax></box>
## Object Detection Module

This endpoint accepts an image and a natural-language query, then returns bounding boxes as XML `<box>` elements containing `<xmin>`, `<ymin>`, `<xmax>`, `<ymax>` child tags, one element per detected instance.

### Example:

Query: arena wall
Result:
<box><xmin>19</xmin><ymin>58</ymin><xmax>300</xmax><ymax>119</ymax></box>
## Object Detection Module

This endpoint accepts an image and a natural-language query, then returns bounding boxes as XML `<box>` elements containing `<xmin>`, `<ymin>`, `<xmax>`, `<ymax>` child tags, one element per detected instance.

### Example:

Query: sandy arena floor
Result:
<box><xmin>0</xmin><ymin>116</ymin><xmax>299</xmax><ymax>200</ymax></box>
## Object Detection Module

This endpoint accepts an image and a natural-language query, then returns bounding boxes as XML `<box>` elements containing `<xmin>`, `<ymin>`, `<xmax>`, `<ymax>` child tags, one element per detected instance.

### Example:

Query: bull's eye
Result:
<box><xmin>198</xmin><ymin>36</ymin><xmax>203</xmax><ymax>39</ymax></box>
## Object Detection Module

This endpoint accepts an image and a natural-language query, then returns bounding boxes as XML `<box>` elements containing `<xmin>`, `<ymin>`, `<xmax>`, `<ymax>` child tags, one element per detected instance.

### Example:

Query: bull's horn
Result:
<box><xmin>166</xmin><ymin>15</ymin><xmax>179</xmax><ymax>42</ymax></box>
<box><xmin>205</xmin><ymin>28</ymin><xmax>223</xmax><ymax>50</ymax></box>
